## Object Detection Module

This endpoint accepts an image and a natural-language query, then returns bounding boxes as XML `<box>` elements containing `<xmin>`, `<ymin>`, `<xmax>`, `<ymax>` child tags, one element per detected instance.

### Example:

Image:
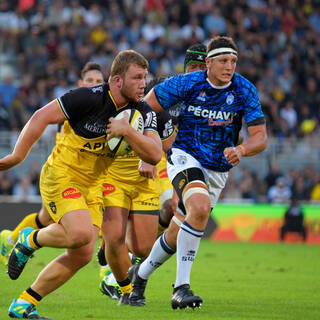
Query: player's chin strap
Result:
<box><xmin>207</xmin><ymin>47</ymin><xmax>238</xmax><ymax>59</ymax></box>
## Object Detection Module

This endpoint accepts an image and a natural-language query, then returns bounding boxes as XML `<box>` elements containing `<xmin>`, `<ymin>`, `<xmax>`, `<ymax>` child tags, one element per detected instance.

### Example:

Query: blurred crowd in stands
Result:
<box><xmin>0</xmin><ymin>0</ymin><xmax>320</xmax><ymax>202</ymax></box>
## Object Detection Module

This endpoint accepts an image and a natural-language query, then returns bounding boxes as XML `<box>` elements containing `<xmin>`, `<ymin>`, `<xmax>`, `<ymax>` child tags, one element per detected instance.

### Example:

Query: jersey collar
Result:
<box><xmin>206</xmin><ymin>77</ymin><xmax>232</xmax><ymax>89</ymax></box>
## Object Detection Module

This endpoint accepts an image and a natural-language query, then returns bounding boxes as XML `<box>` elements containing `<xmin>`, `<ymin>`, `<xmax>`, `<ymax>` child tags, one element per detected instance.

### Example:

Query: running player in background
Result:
<box><xmin>0</xmin><ymin>62</ymin><xmax>104</xmax><ymax>267</ymax></box>
<box><xmin>98</xmin><ymin>44</ymin><xmax>207</xmax><ymax>303</ymax></box>
<box><xmin>155</xmin><ymin>43</ymin><xmax>208</xmax><ymax>234</ymax></box>
<box><xmin>129</xmin><ymin>36</ymin><xmax>268</xmax><ymax>309</ymax></box>
<box><xmin>100</xmin><ymin>110</ymin><xmax>175</xmax><ymax>305</ymax></box>
<box><xmin>0</xmin><ymin>50</ymin><xmax>161</xmax><ymax>319</ymax></box>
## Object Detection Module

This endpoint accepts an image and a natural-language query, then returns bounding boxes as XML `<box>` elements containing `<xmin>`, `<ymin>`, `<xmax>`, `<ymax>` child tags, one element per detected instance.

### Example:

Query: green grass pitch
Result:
<box><xmin>1</xmin><ymin>240</ymin><xmax>319</xmax><ymax>320</ymax></box>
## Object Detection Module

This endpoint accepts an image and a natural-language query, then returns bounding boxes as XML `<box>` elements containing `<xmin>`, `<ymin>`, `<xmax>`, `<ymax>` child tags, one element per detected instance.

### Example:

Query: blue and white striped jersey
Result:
<box><xmin>153</xmin><ymin>71</ymin><xmax>265</xmax><ymax>172</ymax></box>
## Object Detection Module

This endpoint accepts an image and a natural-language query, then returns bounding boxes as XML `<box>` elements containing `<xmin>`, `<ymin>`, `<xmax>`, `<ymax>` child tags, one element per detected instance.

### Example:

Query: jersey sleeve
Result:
<box><xmin>57</xmin><ymin>86</ymin><xmax>103</xmax><ymax>121</ymax></box>
<box><xmin>145</xmin><ymin>77</ymin><xmax>165</xmax><ymax>95</ymax></box>
<box><xmin>154</xmin><ymin>74</ymin><xmax>190</xmax><ymax>110</ymax></box>
<box><xmin>156</xmin><ymin>110</ymin><xmax>175</xmax><ymax>141</ymax></box>
<box><xmin>137</xmin><ymin>101</ymin><xmax>159</xmax><ymax>135</ymax></box>
<box><xmin>242</xmin><ymin>82</ymin><xmax>265</xmax><ymax>126</ymax></box>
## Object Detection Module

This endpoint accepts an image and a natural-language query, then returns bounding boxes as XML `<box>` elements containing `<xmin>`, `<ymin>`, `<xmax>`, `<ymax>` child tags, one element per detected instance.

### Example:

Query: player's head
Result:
<box><xmin>110</xmin><ymin>50</ymin><xmax>149</xmax><ymax>102</ymax></box>
<box><xmin>78</xmin><ymin>62</ymin><xmax>104</xmax><ymax>87</ymax></box>
<box><xmin>206</xmin><ymin>36</ymin><xmax>238</xmax><ymax>86</ymax></box>
<box><xmin>184</xmin><ymin>43</ymin><xmax>207</xmax><ymax>73</ymax></box>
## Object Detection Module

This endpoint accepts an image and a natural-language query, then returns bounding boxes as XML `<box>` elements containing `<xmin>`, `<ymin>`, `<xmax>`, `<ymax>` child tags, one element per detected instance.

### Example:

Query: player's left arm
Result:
<box><xmin>224</xmin><ymin>123</ymin><xmax>267</xmax><ymax>166</ymax></box>
<box><xmin>162</xmin><ymin>131</ymin><xmax>176</xmax><ymax>152</ymax></box>
<box><xmin>144</xmin><ymin>88</ymin><xmax>164</xmax><ymax>112</ymax></box>
<box><xmin>126</xmin><ymin>130</ymin><xmax>162</xmax><ymax>165</ymax></box>
<box><xmin>145</xmin><ymin>74</ymin><xmax>189</xmax><ymax>113</ymax></box>
<box><xmin>107</xmin><ymin>112</ymin><xmax>162</xmax><ymax>165</ymax></box>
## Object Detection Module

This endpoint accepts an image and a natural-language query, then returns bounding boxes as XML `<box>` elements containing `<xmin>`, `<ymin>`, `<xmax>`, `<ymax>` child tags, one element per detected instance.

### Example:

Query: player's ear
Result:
<box><xmin>113</xmin><ymin>75</ymin><xmax>122</xmax><ymax>88</ymax></box>
<box><xmin>205</xmin><ymin>57</ymin><xmax>211</xmax><ymax>68</ymax></box>
<box><xmin>77</xmin><ymin>79</ymin><xmax>83</xmax><ymax>87</ymax></box>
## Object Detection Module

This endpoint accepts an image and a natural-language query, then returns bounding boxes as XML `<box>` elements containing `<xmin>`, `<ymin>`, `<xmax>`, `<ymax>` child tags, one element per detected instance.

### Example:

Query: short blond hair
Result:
<box><xmin>110</xmin><ymin>50</ymin><xmax>149</xmax><ymax>77</ymax></box>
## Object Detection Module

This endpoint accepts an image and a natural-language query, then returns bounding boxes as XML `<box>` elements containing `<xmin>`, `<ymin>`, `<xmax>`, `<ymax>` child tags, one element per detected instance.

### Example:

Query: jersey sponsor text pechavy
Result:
<box><xmin>154</xmin><ymin>71</ymin><xmax>265</xmax><ymax>172</ymax></box>
<box><xmin>46</xmin><ymin>83</ymin><xmax>158</xmax><ymax>178</ymax></box>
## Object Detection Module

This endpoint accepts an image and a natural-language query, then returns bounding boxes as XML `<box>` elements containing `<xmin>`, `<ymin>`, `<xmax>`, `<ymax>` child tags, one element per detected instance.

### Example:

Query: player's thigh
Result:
<box><xmin>38</xmin><ymin>204</ymin><xmax>54</xmax><ymax>226</ymax></box>
<box><xmin>102</xmin><ymin>206</ymin><xmax>130</xmax><ymax>244</ymax></box>
<box><xmin>66</xmin><ymin>225</ymin><xmax>100</xmax><ymax>264</ymax></box>
<box><xmin>60</xmin><ymin>209</ymin><xmax>95</xmax><ymax>238</ymax></box>
<box><xmin>40</xmin><ymin>164</ymin><xmax>90</xmax><ymax>219</ymax></box>
<box><xmin>126</xmin><ymin>191</ymin><xmax>159</xmax><ymax>255</ymax></box>
<box><xmin>126</xmin><ymin>212</ymin><xmax>158</xmax><ymax>257</ymax></box>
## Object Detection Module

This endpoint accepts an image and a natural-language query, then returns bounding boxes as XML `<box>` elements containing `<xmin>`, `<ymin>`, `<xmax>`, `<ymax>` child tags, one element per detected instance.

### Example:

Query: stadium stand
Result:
<box><xmin>0</xmin><ymin>0</ymin><xmax>319</xmax><ymax>202</ymax></box>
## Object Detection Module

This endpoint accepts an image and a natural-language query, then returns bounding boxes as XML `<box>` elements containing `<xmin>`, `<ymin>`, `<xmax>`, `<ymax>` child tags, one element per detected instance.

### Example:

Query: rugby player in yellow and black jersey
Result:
<box><xmin>0</xmin><ymin>50</ymin><xmax>161</xmax><ymax>319</ymax></box>
<box><xmin>0</xmin><ymin>63</ymin><xmax>104</xmax><ymax>270</ymax></box>
<box><xmin>100</xmin><ymin>108</ymin><xmax>174</xmax><ymax>304</ymax></box>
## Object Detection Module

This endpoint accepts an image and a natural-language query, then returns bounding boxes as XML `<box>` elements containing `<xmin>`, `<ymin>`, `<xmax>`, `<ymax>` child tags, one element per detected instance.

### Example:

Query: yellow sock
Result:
<box><xmin>19</xmin><ymin>290</ymin><xmax>40</xmax><ymax>306</ymax></box>
<box><xmin>11</xmin><ymin>213</ymin><xmax>39</xmax><ymax>242</ymax></box>
<box><xmin>119</xmin><ymin>283</ymin><xmax>132</xmax><ymax>294</ymax></box>
<box><xmin>28</xmin><ymin>230</ymin><xmax>41</xmax><ymax>250</ymax></box>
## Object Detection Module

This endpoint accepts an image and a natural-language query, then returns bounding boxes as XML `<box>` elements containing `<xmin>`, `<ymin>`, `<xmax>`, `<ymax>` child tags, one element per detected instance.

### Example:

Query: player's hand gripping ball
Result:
<box><xmin>107</xmin><ymin>109</ymin><xmax>144</xmax><ymax>156</ymax></box>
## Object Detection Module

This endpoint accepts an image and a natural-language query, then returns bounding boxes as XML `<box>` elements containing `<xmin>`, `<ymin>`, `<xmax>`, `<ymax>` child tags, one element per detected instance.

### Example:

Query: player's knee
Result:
<box><xmin>105</xmin><ymin>233</ymin><xmax>126</xmax><ymax>252</ymax></box>
<box><xmin>191</xmin><ymin>201</ymin><xmax>211</xmax><ymax>225</ymax></box>
<box><xmin>67</xmin><ymin>229</ymin><xmax>92</xmax><ymax>248</ymax></box>
<box><xmin>131</xmin><ymin>244</ymin><xmax>152</xmax><ymax>258</ymax></box>
<box><xmin>159</xmin><ymin>199</ymin><xmax>174</xmax><ymax>227</ymax></box>
<box><xmin>183</xmin><ymin>185</ymin><xmax>211</xmax><ymax>224</ymax></box>
<box><xmin>67</xmin><ymin>248</ymin><xmax>94</xmax><ymax>267</ymax></box>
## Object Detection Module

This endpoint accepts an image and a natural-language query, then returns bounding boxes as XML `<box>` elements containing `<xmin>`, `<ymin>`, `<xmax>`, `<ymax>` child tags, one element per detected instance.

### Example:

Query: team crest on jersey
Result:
<box><xmin>49</xmin><ymin>202</ymin><xmax>57</xmax><ymax>214</ymax></box>
<box><xmin>62</xmin><ymin>188</ymin><xmax>82</xmax><ymax>199</ymax></box>
<box><xmin>226</xmin><ymin>93</ymin><xmax>234</xmax><ymax>105</ymax></box>
<box><xmin>196</xmin><ymin>91</ymin><xmax>206</xmax><ymax>101</ymax></box>
<box><xmin>177</xmin><ymin>155</ymin><xmax>187</xmax><ymax>165</ymax></box>
<box><xmin>103</xmin><ymin>183</ymin><xmax>115</xmax><ymax>195</ymax></box>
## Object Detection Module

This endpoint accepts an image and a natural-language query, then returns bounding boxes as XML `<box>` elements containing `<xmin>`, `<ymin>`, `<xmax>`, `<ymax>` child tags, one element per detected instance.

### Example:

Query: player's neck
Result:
<box><xmin>207</xmin><ymin>76</ymin><xmax>231</xmax><ymax>89</ymax></box>
<box><xmin>109</xmin><ymin>85</ymin><xmax>128</xmax><ymax>108</ymax></box>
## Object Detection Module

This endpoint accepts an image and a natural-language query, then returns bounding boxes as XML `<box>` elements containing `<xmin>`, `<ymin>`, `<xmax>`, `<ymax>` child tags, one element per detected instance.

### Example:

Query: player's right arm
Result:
<box><xmin>145</xmin><ymin>73</ymin><xmax>190</xmax><ymax>113</ymax></box>
<box><xmin>144</xmin><ymin>88</ymin><xmax>164</xmax><ymax>112</ymax></box>
<box><xmin>0</xmin><ymin>100</ymin><xmax>65</xmax><ymax>171</ymax></box>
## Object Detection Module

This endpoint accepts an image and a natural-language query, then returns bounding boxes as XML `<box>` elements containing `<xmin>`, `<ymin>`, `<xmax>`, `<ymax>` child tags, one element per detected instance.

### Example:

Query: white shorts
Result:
<box><xmin>160</xmin><ymin>188</ymin><xmax>173</xmax><ymax>206</ymax></box>
<box><xmin>166</xmin><ymin>148</ymin><xmax>228</xmax><ymax>208</ymax></box>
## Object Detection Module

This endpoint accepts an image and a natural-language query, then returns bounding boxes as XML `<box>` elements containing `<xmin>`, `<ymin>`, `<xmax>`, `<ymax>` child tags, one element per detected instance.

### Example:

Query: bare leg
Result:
<box><xmin>37</xmin><ymin>209</ymin><xmax>94</xmax><ymax>249</ymax></box>
<box><xmin>31</xmin><ymin>226</ymin><xmax>99</xmax><ymax>297</ymax></box>
<box><xmin>126</xmin><ymin>213</ymin><xmax>158</xmax><ymax>258</ymax></box>
<box><xmin>37</xmin><ymin>205</ymin><xmax>54</xmax><ymax>226</ymax></box>
<box><xmin>102</xmin><ymin>207</ymin><xmax>131</xmax><ymax>282</ymax></box>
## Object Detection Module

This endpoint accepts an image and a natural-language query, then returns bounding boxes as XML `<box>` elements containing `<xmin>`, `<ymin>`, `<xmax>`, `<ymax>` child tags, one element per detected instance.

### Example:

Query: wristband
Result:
<box><xmin>237</xmin><ymin>144</ymin><xmax>246</xmax><ymax>156</ymax></box>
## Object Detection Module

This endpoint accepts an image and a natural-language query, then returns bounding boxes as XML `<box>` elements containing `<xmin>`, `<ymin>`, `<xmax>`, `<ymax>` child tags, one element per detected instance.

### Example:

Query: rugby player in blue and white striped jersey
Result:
<box><xmin>129</xmin><ymin>36</ymin><xmax>268</xmax><ymax>310</ymax></box>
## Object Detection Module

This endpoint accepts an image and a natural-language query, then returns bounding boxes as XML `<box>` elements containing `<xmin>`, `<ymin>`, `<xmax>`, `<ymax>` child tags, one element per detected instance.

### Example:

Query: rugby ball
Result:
<box><xmin>107</xmin><ymin>109</ymin><xmax>144</xmax><ymax>156</ymax></box>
